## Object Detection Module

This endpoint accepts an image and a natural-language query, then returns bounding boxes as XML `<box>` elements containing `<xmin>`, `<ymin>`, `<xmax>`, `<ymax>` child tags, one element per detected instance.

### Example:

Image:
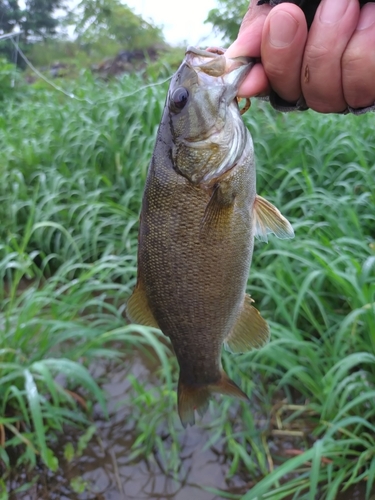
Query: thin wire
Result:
<box><xmin>10</xmin><ymin>36</ymin><xmax>92</xmax><ymax>103</ymax></box>
<box><xmin>11</xmin><ymin>33</ymin><xmax>19</xmax><ymax>88</ymax></box>
<box><xmin>97</xmin><ymin>76</ymin><xmax>172</xmax><ymax>105</ymax></box>
<box><xmin>0</xmin><ymin>31</ymin><xmax>22</xmax><ymax>41</ymax></box>
<box><xmin>9</xmin><ymin>36</ymin><xmax>172</xmax><ymax>106</ymax></box>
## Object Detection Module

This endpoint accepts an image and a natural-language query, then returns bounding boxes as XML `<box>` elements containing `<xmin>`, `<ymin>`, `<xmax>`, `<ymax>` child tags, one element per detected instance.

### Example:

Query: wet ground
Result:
<box><xmin>6</xmin><ymin>352</ymin><xmax>374</xmax><ymax>500</ymax></box>
<box><xmin>336</xmin><ymin>484</ymin><xmax>375</xmax><ymax>500</ymax></box>
<box><xmin>7</xmin><ymin>353</ymin><xmax>252</xmax><ymax>500</ymax></box>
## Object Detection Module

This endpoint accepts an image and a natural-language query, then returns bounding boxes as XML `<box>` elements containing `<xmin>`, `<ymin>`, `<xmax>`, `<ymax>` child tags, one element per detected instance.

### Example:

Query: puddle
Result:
<box><xmin>6</xmin><ymin>351</ymin><xmax>374</xmax><ymax>500</ymax></box>
<box><xmin>7</xmin><ymin>353</ymin><xmax>250</xmax><ymax>500</ymax></box>
<box><xmin>335</xmin><ymin>483</ymin><xmax>375</xmax><ymax>500</ymax></box>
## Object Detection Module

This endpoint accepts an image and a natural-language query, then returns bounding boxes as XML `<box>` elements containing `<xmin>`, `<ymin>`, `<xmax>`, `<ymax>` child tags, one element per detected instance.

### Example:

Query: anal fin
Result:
<box><xmin>253</xmin><ymin>194</ymin><xmax>294</xmax><ymax>243</ymax></box>
<box><xmin>126</xmin><ymin>278</ymin><xmax>159</xmax><ymax>329</ymax></box>
<box><xmin>224</xmin><ymin>294</ymin><xmax>270</xmax><ymax>353</ymax></box>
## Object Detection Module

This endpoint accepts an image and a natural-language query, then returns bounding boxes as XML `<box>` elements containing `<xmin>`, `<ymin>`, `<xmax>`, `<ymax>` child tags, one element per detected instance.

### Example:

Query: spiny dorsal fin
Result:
<box><xmin>253</xmin><ymin>194</ymin><xmax>294</xmax><ymax>243</ymax></box>
<box><xmin>224</xmin><ymin>294</ymin><xmax>270</xmax><ymax>353</ymax></box>
<box><xmin>126</xmin><ymin>279</ymin><xmax>159</xmax><ymax>329</ymax></box>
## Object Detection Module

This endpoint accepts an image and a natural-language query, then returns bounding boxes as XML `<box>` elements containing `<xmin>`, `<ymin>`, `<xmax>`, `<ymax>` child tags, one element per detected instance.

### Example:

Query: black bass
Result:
<box><xmin>127</xmin><ymin>47</ymin><xmax>294</xmax><ymax>427</ymax></box>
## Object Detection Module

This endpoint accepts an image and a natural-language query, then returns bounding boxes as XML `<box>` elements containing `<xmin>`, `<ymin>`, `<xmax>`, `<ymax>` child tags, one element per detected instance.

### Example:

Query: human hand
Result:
<box><xmin>226</xmin><ymin>0</ymin><xmax>375</xmax><ymax>113</ymax></box>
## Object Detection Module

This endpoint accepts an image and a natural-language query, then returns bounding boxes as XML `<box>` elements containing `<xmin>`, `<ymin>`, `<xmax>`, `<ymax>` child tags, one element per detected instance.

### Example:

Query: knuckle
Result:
<box><xmin>342</xmin><ymin>41</ymin><xmax>375</xmax><ymax>108</ymax></box>
<box><xmin>304</xmin><ymin>42</ymin><xmax>330</xmax><ymax>65</ymax></box>
<box><xmin>342</xmin><ymin>45</ymin><xmax>363</xmax><ymax>73</ymax></box>
<box><xmin>264</xmin><ymin>59</ymin><xmax>287</xmax><ymax>80</ymax></box>
<box><xmin>264</xmin><ymin>60</ymin><xmax>301</xmax><ymax>101</ymax></box>
<box><xmin>304</xmin><ymin>99</ymin><xmax>346</xmax><ymax>113</ymax></box>
<box><xmin>346</xmin><ymin>95</ymin><xmax>373</xmax><ymax>109</ymax></box>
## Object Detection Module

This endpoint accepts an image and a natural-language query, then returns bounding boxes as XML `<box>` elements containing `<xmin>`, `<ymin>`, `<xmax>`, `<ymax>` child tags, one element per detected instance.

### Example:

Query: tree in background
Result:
<box><xmin>206</xmin><ymin>0</ymin><xmax>249</xmax><ymax>43</ymax></box>
<box><xmin>22</xmin><ymin>0</ymin><xmax>64</xmax><ymax>39</ymax></box>
<box><xmin>70</xmin><ymin>0</ymin><xmax>164</xmax><ymax>53</ymax></box>
<box><xmin>0</xmin><ymin>0</ymin><xmax>65</xmax><ymax>64</ymax></box>
<box><xmin>0</xmin><ymin>1</ymin><xmax>21</xmax><ymax>35</ymax></box>
<box><xmin>0</xmin><ymin>0</ymin><xmax>165</xmax><ymax>68</ymax></box>
<box><xmin>0</xmin><ymin>0</ymin><xmax>65</xmax><ymax>39</ymax></box>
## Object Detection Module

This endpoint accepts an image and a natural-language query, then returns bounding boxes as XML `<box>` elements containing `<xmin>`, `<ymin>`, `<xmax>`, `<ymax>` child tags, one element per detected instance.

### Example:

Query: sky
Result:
<box><xmin>124</xmin><ymin>0</ymin><xmax>224</xmax><ymax>47</ymax></box>
<box><xmin>15</xmin><ymin>0</ymin><xmax>225</xmax><ymax>47</ymax></box>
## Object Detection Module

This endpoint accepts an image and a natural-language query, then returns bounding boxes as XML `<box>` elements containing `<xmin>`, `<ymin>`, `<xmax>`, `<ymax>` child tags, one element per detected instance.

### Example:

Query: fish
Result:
<box><xmin>127</xmin><ymin>46</ymin><xmax>294</xmax><ymax>428</ymax></box>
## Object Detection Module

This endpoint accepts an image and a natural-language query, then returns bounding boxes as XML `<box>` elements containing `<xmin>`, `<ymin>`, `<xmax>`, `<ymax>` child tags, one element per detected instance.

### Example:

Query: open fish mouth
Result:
<box><xmin>184</xmin><ymin>46</ymin><xmax>255</xmax><ymax>93</ymax></box>
<box><xmin>165</xmin><ymin>46</ymin><xmax>256</xmax><ymax>186</ymax></box>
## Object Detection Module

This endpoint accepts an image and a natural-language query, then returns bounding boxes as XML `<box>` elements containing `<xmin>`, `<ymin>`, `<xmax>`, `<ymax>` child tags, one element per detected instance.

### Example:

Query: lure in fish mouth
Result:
<box><xmin>127</xmin><ymin>47</ymin><xmax>294</xmax><ymax>427</ymax></box>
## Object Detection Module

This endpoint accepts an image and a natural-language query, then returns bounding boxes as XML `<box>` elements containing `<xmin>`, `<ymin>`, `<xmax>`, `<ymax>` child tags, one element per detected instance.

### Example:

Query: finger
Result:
<box><xmin>302</xmin><ymin>0</ymin><xmax>360</xmax><ymax>113</ymax></box>
<box><xmin>226</xmin><ymin>2</ymin><xmax>272</xmax><ymax>58</ymax></box>
<box><xmin>261</xmin><ymin>4</ymin><xmax>308</xmax><ymax>102</ymax></box>
<box><xmin>342</xmin><ymin>2</ymin><xmax>375</xmax><ymax>109</ymax></box>
<box><xmin>237</xmin><ymin>63</ymin><xmax>270</xmax><ymax>98</ymax></box>
<box><xmin>226</xmin><ymin>2</ymin><xmax>271</xmax><ymax>97</ymax></box>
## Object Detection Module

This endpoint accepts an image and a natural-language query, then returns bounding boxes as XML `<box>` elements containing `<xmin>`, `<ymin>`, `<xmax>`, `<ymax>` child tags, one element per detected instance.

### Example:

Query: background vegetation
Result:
<box><xmin>206</xmin><ymin>0</ymin><xmax>249</xmax><ymax>43</ymax></box>
<box><xmin>0</xmin><ymin>0</ymin><xmax>166</xmax><ymax>72</ymax></box>
<box><xmin>0</xmin><ymin>1</ymin><xmax>374</xmax><ymax>499</ymax></box>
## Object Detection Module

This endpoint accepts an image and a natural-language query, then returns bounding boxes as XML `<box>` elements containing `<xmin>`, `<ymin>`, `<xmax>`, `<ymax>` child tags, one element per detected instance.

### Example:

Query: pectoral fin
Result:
<box><xmin>126</xmin><ymin>278</ymin><xmax>159</xmax><ymax>329</ymax></box>
<box><xmin>253</xmin><ymin>195</ymin><xmax>294</xmax><ymax>243</ymax></box>
<box><xmin>200</xmin><ymin>184</ymin><xmax>233</xmax><ymax>237</ymax></box>
<box><xmin>224</xmin><ymin>294</ymin><xmax>270</xmax><ymax>353</ymax></box>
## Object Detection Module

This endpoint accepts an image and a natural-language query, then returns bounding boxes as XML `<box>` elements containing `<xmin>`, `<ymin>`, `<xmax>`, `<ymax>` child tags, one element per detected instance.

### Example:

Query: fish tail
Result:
<box><xmin>178</xmin><ymin>371</ymin><xmax>249</xmax><ymax>428</ymax></box>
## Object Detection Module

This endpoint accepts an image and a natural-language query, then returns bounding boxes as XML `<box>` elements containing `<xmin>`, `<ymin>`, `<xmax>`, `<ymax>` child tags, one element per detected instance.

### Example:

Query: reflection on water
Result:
<box><xmin>7</xmin><ymin>353</ymin><xmax>374</xmax><ymax>500</ymax></box>
<box><xmin>9</xmin><ymin>353</ymin><xmax>249</xmax><ymax>500</ymax></box>
<box><xmin>335</xmin><ymin>483</ymin><xmax>375</xmax><ymax>500</ymax></box>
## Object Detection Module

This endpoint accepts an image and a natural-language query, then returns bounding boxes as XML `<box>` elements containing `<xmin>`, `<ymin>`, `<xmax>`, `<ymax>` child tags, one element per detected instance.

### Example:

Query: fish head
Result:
<box><xmin>166</xmin><ymin>47</ymin><xmax>255</xmax><ymax>186</ymax></box>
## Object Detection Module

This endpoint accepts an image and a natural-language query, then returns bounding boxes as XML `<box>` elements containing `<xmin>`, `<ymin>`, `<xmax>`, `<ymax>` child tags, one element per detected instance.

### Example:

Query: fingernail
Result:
<box><xmin>269</xmin><ymin>11</ymin><xmax>299</xmax><ymax>48</ymax></box>
<box><xmin>320</xmin><ymin>0</ymin><xmax>350</xmax><ymax>24</ymax></box>
<box><xmin>357</xmin><ymin>3</ymin><xmax>375</xmax><ymax>30</ymax></box>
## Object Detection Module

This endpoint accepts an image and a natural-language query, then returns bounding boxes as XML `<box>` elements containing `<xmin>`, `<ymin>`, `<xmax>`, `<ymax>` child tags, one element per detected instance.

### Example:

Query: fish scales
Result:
<box><xmin>140</xmin><ymin>143</ymin><xmax>254</xmax><ymax>383</ymax></box>
<box><xmin>127</xmin><ymin>47</ymin><xmax>295</xmax><ymax>427</ymax></box>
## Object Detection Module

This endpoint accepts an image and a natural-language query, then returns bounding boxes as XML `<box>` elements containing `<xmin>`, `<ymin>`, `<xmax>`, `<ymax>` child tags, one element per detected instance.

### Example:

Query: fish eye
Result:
<box><xmin>171</xmin><ymin>87</ymin><xmax>189</xmax><ymax>110</ymax></box>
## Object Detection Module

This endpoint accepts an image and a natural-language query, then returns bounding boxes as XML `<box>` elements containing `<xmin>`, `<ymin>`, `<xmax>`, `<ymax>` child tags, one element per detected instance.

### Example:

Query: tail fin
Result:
<box><xmin>178</xmin><ymin>370</ymin><xmax>249</xmax><ymax>428</ymax></box>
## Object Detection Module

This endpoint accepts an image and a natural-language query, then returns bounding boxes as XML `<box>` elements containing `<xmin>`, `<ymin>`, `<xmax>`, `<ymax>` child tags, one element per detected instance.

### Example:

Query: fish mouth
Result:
<box><xmin>168</xmin><ymin>47</ymin><xmax>255</xmax><ymax>186</ymax></box>
<box><xmin>184</xmin><ymin>46</ymin><xmax>255</xmax><ymax>98</ymax></box>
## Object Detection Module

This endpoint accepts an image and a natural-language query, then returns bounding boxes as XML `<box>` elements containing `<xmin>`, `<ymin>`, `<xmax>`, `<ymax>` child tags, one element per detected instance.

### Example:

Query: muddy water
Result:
<box><xmin>59</xmin><ymin>361</ymin><xmax>247</xmax><ymax>499</ymax></box>
<box><xmin>82</xmin><ymin>354</ymin><xmax>249</xmax><ymax>499</ymax></box>
<box><xmin>8</xmin><ymin>352</ymin><xmax>373</xmax><ymax>500</ymax></box>
<box><xmin>336</xmin><ymin>484</ymin><xmax>375</xmax><ymax>500</ymax></box>
<box><xmin>9</xmin><ymin>353</ymin><xmax>250</xmax><ymax>500</ymax></box>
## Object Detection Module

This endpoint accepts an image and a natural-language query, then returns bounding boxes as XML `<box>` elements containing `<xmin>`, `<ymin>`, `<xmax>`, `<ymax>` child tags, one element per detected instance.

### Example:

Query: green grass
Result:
<box><xmin>0</xmin><ymin>70</ymin><xmax>374</xmax><ymax>499</ymax></box>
